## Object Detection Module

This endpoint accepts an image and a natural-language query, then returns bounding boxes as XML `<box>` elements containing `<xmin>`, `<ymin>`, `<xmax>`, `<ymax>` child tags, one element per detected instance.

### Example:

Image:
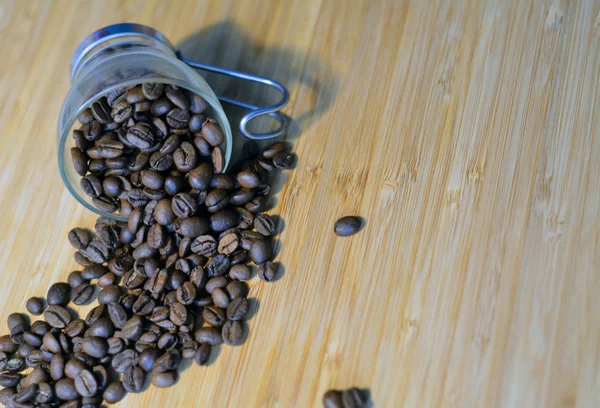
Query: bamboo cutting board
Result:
<box><xmin>0</xmin><ymin>0</ymin><xmax>599</xmax><ymax>406</ymax></box>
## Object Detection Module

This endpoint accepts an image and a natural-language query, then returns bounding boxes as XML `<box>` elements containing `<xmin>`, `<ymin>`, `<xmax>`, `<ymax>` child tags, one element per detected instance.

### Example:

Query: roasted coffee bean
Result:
<box><xmin>97</xmin><ymin>272</ymin><xmax>116</xmax><ymax>288</ymax></box>
<box><xmin>188</xmin><ymin>162</ymin><xmax>213</xmax><ymax>190</ymax></box>
<box><xmin>153</xmin><ymin>198</ymin><xmax>175</xmax><ymax>226</ymax></box>
<box><xmin>102</xmin><ymin>381</ymin><xmax>127</xmax><ymax>404</ymax></box>
<box><xmin>210</xmin><ymin>174</ymin><xmax>233</xmax><ymax>191</ymax></box>
<box><xmin>254</xmin><ymin>214</ymin><xmax>275</xmax><ymax>236</ymax></box>
<box><xmin>140</xmin><ymin>169</ymin><xmax>164</xmax><ymax>190</ymax></box>
<box><xmin>151</xmin><ymin>97</ymin><xmax>173</xmax><ymax>116</ymax></box>
<box><xmin>127</xmin><ymin>188</ymin><xmax>151</xmax><ymax>208</ymax></box>
<box><xmin>221</xmin><ymin>320</ymin><xmax>244</xmax><ymax>346</ymax></box>
<box><xmin>205</xmin><ymin>276</ymin><xmax>228</xmax><ymax>295</ymax></box>
<box><xmin>272</xmin><ymin>151</ymin><xmax>294</xmax><ymax>169</ymax></box>
<box><xmin>168</xmin><ymin>269</ymin><xmax>187</xmax><ymax>290</ymax></box>
<box><xmin>149</xmin><ymin>151</ymin><xmax>174</xmax><ymax>172</ymax></box>
<box><xmin>186</xmin><ymin>91</ymin><xmax>208</xmax><ymax>114</ymax></box>
<box><xmin>142</xmin><ymin>83</ymin><xmax>164</xmax><ymax>100</ymax></box>
<box><xmin>87</xmin><ymin>318</ymin><xmax>114</xmax><ymax>339</ymax></box>
<box><xmin>56</xmin><ymin>378</ymin><xmax>79</xmax><ymax>401</ymax></box>
<box><xmin>125</xmin><ymin>86</ymin><xmax>145</xmax><ymax>103</ymax></box>
<box><xmin>71</xmin><ymin>283</ymin><xmax>94</xmax><ymax>306</ymax></box>
<box><xmin>168</xmin><ymin>302</ymin><xmax>188</xmax><ymax>326</ymax></box>
<box><xmin>194</xmin><ymin>135</ymin><xmax>212</xmax><ymax>157</ymax></box>
<box><xmin>111</xmin><ymin>349</ymin><xmax>139</xmax><ymax>374</ymax></box>
<box><xmin>132</xmin><ymin>294</ymin><xmax>155</xmax><ymax>316</ymax></box>
<box><xmin>107</xmin><ymin>303</ymin><xmax>127</xmax><ymax>329</ymax></box>
<box><xmin>188</xmin><ymin>114</ymin><xmax>204</xmax><ymax>133</ymax></box>
<box><xmin>35</xmin><ymin>382</ymin><xmax>54</xmax><ymax>404</ymax></box>
<box><xmin>263</xmin><ymin>142</ymin><xmax>286</xmax><ymax>159</ymax></box>
<box><xmin>212</xmin><ymin>288</ymin><xmax>230</xmax><ymax>309</ymax></box>
<box><xmin>156</xmin><ymin>332</ymin><xmax>177</xmax><ymax>351</ymax></box>
<box><xmin>163</xmin><ymin>175</ymin><xmax>182</xmax><ymax>196</ymax></box>
<box><xmin>44</xmin><ymin>306</ymin><xmax>71</xmax><ymax>329</ymax></box>
<box><xmin>199</xmin><ymin>118</ymin><xmax>224</xmax><ymax>147</ymax></box>
<box><xmin>202</xmin><ymin>306</ymin><xmax>226</xmax><ymax>327</ymax></box>
<box><xmin>206</xmin><ymin>254</ymin><xmax>231</xmax><ymax>278</ymax></box>
<box><xmin>237</xmin><ymin>169</ymin><xmax>260</xmax><ymax>189</ymax></box>
<box><xmin>71</xmin><ymin>147</ymin><xmax>89</xmax><ymax>176</ymax></box>
<box><xmin>151</xmin><ymin>371</ymin><xmax>178</xmax><ymax>388</ymax></box>
<box><xmin>22</xmin><ymin>367</ymin><xmax>48</xmax><ymax>388</ymax></box>
<box><xmin>142</xmin><ymin>200</ymin><xmax>159</xmax><ymax>226</ymax></box>
<box><xmin>126</xmin><ymin>123</ymin><xmax>154</xmax><ymax>150</ymax></box>
<box><xmin>137</xmin><ymin>347</ymin><xmax>161</xmax><ymax>373</ymax></box>
<box><xmin>146</xmin><ymin>224</ymin><xmax>166</xmax><ymax>249</ymax></box>
<box><xmin>24</xmin><ymin>296</ymin><xmax>44</xmax><ymax>317</ymax></box>
<box><xmin>74</xmin><ymin>251</ymin><xmax>94</xmax><ymax>267</ymax></box>
<box><xmin>258</xmin><ymin>261</ymin><xmax>277</xmax><ymax>282</ymax></box>
<box><xmin>91</xmin><ymin>99</ymin><xmax>112</xmax><ymax>123</ymax></box>
<box><xmin>101</xmin><ymin>176</ymin><xmax>123</xmax><ymax>198</ymax></box>
<box><xmin>323</xmin><ymin>390</ymin><xmax>344</xmax><ymax>408</ymax></box>
<box><xmin>42</xmin><ymin>332</ymin><xmax>61</xmax><ymax>354</ymax></box>
<box><xmin>149</xmin><ymin>306</ymin><xmax>169</xmax><ymax>323</ymax></box>
<box><xmin>227</xmin><ymin>297</ymin><xmax>249</xmax><ymax>321</ymax></box>
<box><xmin>86</xmin><ymin>241</ymin><xmax>113</xmax><ymax>264</ymax></box>
<box><xmin>166</xmin><ymin>108</ymin><xmax>190</xmax><ymax>129</ymax></box>
<box><xmin>73</xmin><ymin>129</ymin><xmax>91</xmax><ymax>151</ymax></box>
<box><xmin>68</xmin><ymin>228</ymin><xmax>92</xmax><ymax>250</ymax></box>
<box><xmin>229</xmin><ymin>264</ymin><xmax>252</xmax><ymax>281</ymax></box>
<box><xmin>152</xmin><ymin>349</ymin><xmax>181</xmax><ymax>373</ymax></box>
<box><xmin>190</xmin><ymin>235</ymin><xmax>217</xmax><ymax>257</ymax></box>
<box><xmin>48</xmin><ymin>354</ymin><xmax>65</xmax><ymax>382</ymax></box>
<box><xmin>0</xmin><ymin>372</ymin><xmax>21</xmax><ymax>387</ymax></box>
<box><xmin>7</xmin><ymin>314</ymin><xmax>27</xmax><ymax>332</ymax></box>
<box><xmin>165</xmin><ymin>89</ymin><xmax>189</xmax><ymax>110</ymax></box>
<box><xmin>93</xmin><ymin>195</ymin><xmax>120</xmax><ymax>212</ymax></box>
<box><xmin>64</xmin><ymin>319</ymin><xmax>86</xmax><ymax>338</ymax></box>
<box><xmin>81</xmin><ymin>337</ymin><xmax>108</xmax><ymax>359</ymax></box>
<box><xmin>176</xmin><ymin>282</ymin><xmax>196</xmax><ymax>305</ymax></box>
<box><xmin>13</xmin><ymin>383</ymin><xmax>38</xmax><ymax>403</ymax></box>
<box><xmin>174</xmin><ymin>217</ymin><xmax>210</xmax><ymax>237</ymax></box>
<box><xmin>249</xmin><ymin>239</ymin><xmax>272</xmax><ymax>264</ymax></box>
<box><xmin>111</xmin><ymin>100</ymin><xmax>133</xmax><ymax>123</ymax></box>
<box><xmin>229</xmin><ymin>188</ymin><xmax>254</xmax><ymax>206</ymax></box>
<box><xmin>84</xmin><ymin>306</ymin><xmax>105</xmax><ymax>327</ymax></box>
<box><xmin>16</xmin><ymin>344</ymin><xmax>33</xmax><ymax>359</ymax></box>
<box><xmin>81</xmin><ymin>121</ymin><xmax>103</xmax><ymax>141</ymax></box>
<box><xmin>205</xmin><ymin>189</ymin><xmax>229</xmax><ymax>213</ymax></box>
<box><xmin>236</xmin><ymin>207</ymin><xmax>254</xmax><ymax>229</ymax></box>
<box><xmin>97</xmin><ymin>139</ymin><xmax>125</xmax><ymax>159</ymax></box>
<box><xmin>334</xmin><ymin>216</ymin><xmax>363</xmax><ymax>237</ymax></box>
<box><xmin>245</xmin><ymin>195</ymin><xmax>263</xmax><ymax>213</ymax></box>
<box><xmin>218</xmin><ymin>233</ymin><xmax>239</xmax><ymax>255</ymax></box>
<box><xmin>81</xmin><ymin>265</ymin><xmax>106</xmax><ymax>281</ymax></box>
<box><xmin>226</xmin><ymin>280</ymin><xmax>248</xmax><ymax>300</ymax></box>
<box><xmin>173</xmin><ymin>141</ymin><xmax>197</xmax><ymax>172</ymax></box>
<box><xmin>5</xmin><ymin>355</ymin><xmax>25</xmax><ymax>371</ymax></box>
<box><xmin>194</xmin><ymin>343</ymin><xmax>211</xmax><ymax>366</ymax></box>
<box><xmin>210</xmin><ymin>209</ymin><xmax>238</xmax><ymax>232</ymax></box>
<box><xmin>212</xmin><ymin>146</ymin><xmax>225</xmax><ymax>173</ymax></box>
<box><xmin>74</xmin><ymin>369</ymin><xmax>98</xmax><ymax>397</ymax></box>
<box><xmin>171</xmin><ymin>193</ymin><xmax>197</xmax><ymax>219</ymax></box>
<box><xmin>148</xmin><ymin>268</ymin><xmax>168</xmax><ymax>295</ymax></box>
<box><xmin>194</xmin><ymin>327</ymin><xmax>222</xmax><ymax>345</ymax></box>
<box><xmin>107</xmin><ymin>337</ymin><xmax>125</xmax><ymax>355</ymax></box>
<box><xmin>81</xmin><ymin>175</ymin><xmax>103</xmax><ymax>198</ymax></box>
<box><xmin>10</xmin><ymin>324</ymin><xmax>27</xmax><ymax>345</ymax></box>
<box><xmin>119</xmin><ymin>315</ymin><xmax>143</xmax><ymax>341</ymax></box>
<box><xmin>30</xmin><ymin>322</ymin><xmax>50</xmax><ymax>338</ymax></box>
<box><xmin>122</xmin><ymin>365</ymin><xmax>145</xmax><ymax>393</ymax></box>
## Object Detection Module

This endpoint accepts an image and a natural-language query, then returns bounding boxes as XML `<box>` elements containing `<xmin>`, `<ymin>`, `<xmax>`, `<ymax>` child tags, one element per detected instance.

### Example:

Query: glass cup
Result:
<box><xmin>58</xmin><ymin>24</ymin><xmax>232</xmax><ymax>220</ymax></box>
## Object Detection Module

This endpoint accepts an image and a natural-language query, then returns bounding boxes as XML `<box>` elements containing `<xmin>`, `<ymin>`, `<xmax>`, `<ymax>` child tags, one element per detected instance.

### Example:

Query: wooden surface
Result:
<box><xmin>0</xmin><ymin>0</ymin><xmax>599</xmax><ymax>406</ymax></box>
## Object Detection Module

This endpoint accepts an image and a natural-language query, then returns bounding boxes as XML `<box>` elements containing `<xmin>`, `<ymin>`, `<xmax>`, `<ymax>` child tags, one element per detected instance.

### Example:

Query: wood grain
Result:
<box><xmin>0</xmin><ymin>0</ymin><xmax>599</xmax><ymax>406</ymax></box>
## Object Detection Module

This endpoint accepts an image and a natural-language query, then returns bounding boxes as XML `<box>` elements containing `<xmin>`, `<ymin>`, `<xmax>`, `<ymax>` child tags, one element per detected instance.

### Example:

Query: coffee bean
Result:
<box><xmin>176</xmin><ymin>282</ymin><xmax>196</xmax><ymax>306</ymax></box>
<box><xmin>257</xmin><ymin>261</ymin><xmax>277</xmax><ymax>282</ymax></box>
<box><xmin>186</xmin><ymin>91</ymin><xmax>207</xmax><ymax>114</ymax></box>
<box><xmin>111</xmin><ymin>349</ymin><xmax>139</xmax><ymax>374</ymax></box>
<box><xmin>157</xmin><ymin>332</ymin><xmax>177</xmax><ymax>350</ymax></box>
<box><xmin>137</xmin><ymin>347</ymin><xmax>161</xmax><ymax>373</ymax></box>
<box><xmin>6</xmin><ymin>314</ymin><xmax>27</xmax><ymax>333</ymax></box>
<box><xmin>252</xmin><ymin>214</ymin><xmax>274</xmax><ymax>237</ymax></box>
<box><xmin>323</xmin><ymin>390</ymin><xmax>344</xmax><ymax>408</ymax></box>
<box><xmin>44</xmin><ymin>306</ymin><xmax>71</xmax><ymax>329</ymax></box>
<box><xmin>0</xmin><ymin>372</ymin><xmax>21</xmax><ymax>387</ymax></box>
<box><xmin>229</xmin><ymin>264</ymin><xmax>252</xmax><ymax>281</ymax></box>
<box><xmin>126</xmin><ymin>86</ymin><xmax>146</xmax><ymax>103</ymax></box>
<box><xmin>194</xmin><ymin>327</ymin><xmax>222</xmax><ymax>345</ymax></box>
<box><xmin>85</xmin><ymin>241</ymin><xmax>112</xmax><ymax>264</ymax></box>
<box><xmin>205</xmin><ymin>277</ymin><xmax>228</xmax><ymax>295</ymax></box>
<box><xmin>206</xmin><ymin>254</ymin><xmax>231</xmax><ymax>278</ymax></box>
<box><xmin>211</xmin><ymin>288</ymin><xmax>229</xmax><ymax>309</ymax></box>
<box><xmin>221</xmin><ymin>320</ymin><xmax>244</xmax><ymax>346</ymax></box>
<box><xmin>97</xmin><ymin>272</ymin><xmax>116</xmax><ymax>288</ymax></box>
<box><xmin>229</xmin><ymin>188</ymin><xmax>254</xmax><ymax>206</ymax></box>
<box><xmin>81</xmin><ymin>175</ymin><xmax>103</xmax><ymax>198</ymax></box>
<box><xmin>91</xmin><ymin>99</ymin><xmax>111</xmax><ymax>123</ymax></box>
<box><xmin>111</xmin><ymin>100</ymin><xmax>133</xmax><ymax>123</ymax></box>
<box><xmin>171</xmin><ymin>193</ymin><xmax>197</xmax><ymax>219</ymax></box>
<box><xmin>212</xmin><ymin>146</ymin><xmax>225</xmax><ymax>173</ymax></box>
<box><xmin>107</xmin><ymin>303</ymin><xmax>127</xmax><ymax>329</ymax></box>
<box><xmin>210</xmin><ymin>209</ymin><xmax>238</xmax><ymax>233</ymax></box>
<box><xmin>105</xmin><ymin>337</ymin><xmax>124</xmax><ymax>355</ymax></box>
<box><xmin>190</xmin><ymin>235</ymin><xmax>217</xmax><ymax>257</ymax></box>
<box><xmin>68</xmin><ymin>283</ymin><xmax>92</xmax><ymax>306</ymax></box>
<box><xmin>204</xmin><ymin>189</ymin><xmax>229</xmax><ymax>213</ymax></box>
<box><xmin>149</xmin><ymin>306</ymin><xmax>169</xmax><ymax>323</ymax></box>
<box><xmin>248</xmin><ymin>238</ymin><xmax>271</xmax><ymax>264</ymax></box>
<box><xmin>188</xmin><ymin>162</ymin><xmax>213</xmax><ymax>190</ymax></box>
<box><xmin>190</xmin><ymin>344</ymin><xmax>211</xmax><ymax>367</ymax></box>
<box><xmin>63</xmin><ymin>319</ymin><xmax>86</xmax><ymax>338</ymax></box>
<box><xmin>341</xmin><ymin>388</ymin><xmax>370</xmax><ymax>408</ymax></box>
<box><xmin>227</xmin><ymin>297</ymin><xmax>249</xmax><ymax>321</ymax></box>
<box><xmin>22</xmin><ymin>367</ymin><xmax>48</xmax><ymax>388</ymax></box>
<box><xmin>81</xmin><ymin>337</ymin><xmax>108</xmax><ymax>359</ymax></box>
<box><xmin>55</xmin><ymin>378</ymin><xmax>78</xmax><ymax>401</ymax></box>
<box><xmin>119</xmin><ymin>315</ymin><xmax>143</xmax><ymax>341</ymax></box>
<box><xmin>202</xmin><ymin>306</ymin><xmax>226</xmax><ymax>327</ymax></box>
<box><xmin>263</xmin><ymin>142</ymin><xmax>286</xmax><ymax>159</ymax></box>
<box><xmin>167</xmin><ymin>302</ymin><xmax>187</xmax><ymax>327</ymax></box>
<box><xmin>174</xmin><ymin>217</ymin><xmax>210</xmax><ymax>237</ymax></box>
<box><xmin>173</xmin><ymin>141</ymin><xmax>197</xmax><ymax>172</ymax></box>
<box><xmin>125</xmin><ymin>123</ymin><xmax>155</xmax><ymax>150</ymax></box>
<box><xmin>123</xmin><ymin>365</ymin><xmax>145</xmax><ymax>393</ymax></box>
<box><xmin>216</xmin><ymin>232</ymin><xmax>239</xmax><ymax>255</ymax></box>
<box><xmin>142</xmin><ymin>83</ymin><xmax>164</xmax><ymax>100</ymax></box>
<box><xmin>151</xmin><ymin>371</ymin><xmax>178</xmax><ymax>388</ymax></box>
<box><xmin>166</xmin><ymin>89</ymin><xmax>189</xmax><ymax>110</ymax></box>
<box><xmin>148</xmin><ymin>268</ymin><xmax>168</xmax><ymax>296</ymax></box>
<box><xmin>102</xmin><ymin>176</ymin><xmax>123</xmax><ymax>197</ymax></box>
<box><xmin>334</xmin><ymin>216</ymin><xmax>363</xmax><ymax>237</ymax></box>
<box><xmin>81</xmin><ymin>121</ymin><xmax>103</xmax><ymax>141</ymax></box>
<box><xmin>151</xmin><ymin>349</ymin><xmax>181</xmax><ymax>373</ymax></box>
<box><xmin>71</xmin><ymin>147</ymin><xmax>89</xmax><ymax>177</ymax></box>
<box><xmin>74</xmin><ymin>369</ymin><xmax>98</xmax><ymax>398</ymax></box>
<box><xmin>68</xmin><ymin>228</ymin><xmax>92</xmax><ymax>250</ymax></box>
<box><xmin>22</xmin><ymin>297</ymin><xmax>42</xmax><ymax>317</ymax></box>
<box><xmin>166</xmin><ymin>108</ymin><xmax>190</xmax><ymax>129</ymax></box>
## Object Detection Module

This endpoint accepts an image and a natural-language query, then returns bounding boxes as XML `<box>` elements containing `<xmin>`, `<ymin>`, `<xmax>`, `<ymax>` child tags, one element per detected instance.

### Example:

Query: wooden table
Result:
<box><xmin>0</xmin><ymin>0</ymin><xmax>599</xmax><ymax>406</ymax></box>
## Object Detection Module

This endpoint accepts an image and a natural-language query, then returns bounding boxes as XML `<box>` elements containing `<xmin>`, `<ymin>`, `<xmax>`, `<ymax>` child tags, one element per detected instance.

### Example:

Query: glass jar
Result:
<box><xmin>58</xmin><ymin>24</ymin><xmax>232</xmax><ymax>220</ymax></box>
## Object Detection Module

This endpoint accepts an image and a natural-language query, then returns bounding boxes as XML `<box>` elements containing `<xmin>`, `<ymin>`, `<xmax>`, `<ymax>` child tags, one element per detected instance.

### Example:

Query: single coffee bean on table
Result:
<box><xmin>334</xmin><ymin>216</ymin><xmax>364</xmax><ymax>237</ymax></box>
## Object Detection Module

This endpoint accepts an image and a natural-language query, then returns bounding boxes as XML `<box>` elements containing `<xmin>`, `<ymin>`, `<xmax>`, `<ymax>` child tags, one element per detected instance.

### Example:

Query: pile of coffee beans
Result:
<box><xmin>323</xmin><ymin>387</ymin><xmax>371</xmax><ymax>408</ymax></box>
<box><xmin>0</xmin><ymin>83</ymin><xmax>295</xmax><ymax>407</ymax></box>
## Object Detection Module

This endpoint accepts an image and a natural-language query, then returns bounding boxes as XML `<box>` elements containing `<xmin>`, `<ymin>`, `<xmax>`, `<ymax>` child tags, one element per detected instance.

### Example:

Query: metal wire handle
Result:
<box><xmin>178</xmin><ymin>53</ymin><xmax>289</xmax><ymax>140</ymax></box>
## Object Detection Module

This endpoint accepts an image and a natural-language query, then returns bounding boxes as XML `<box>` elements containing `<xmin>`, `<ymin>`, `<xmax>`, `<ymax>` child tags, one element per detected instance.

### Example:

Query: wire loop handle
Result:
<box><xmin>178</xmin><ymin>54</ymin><xmax>289</xmax><ymax>140</ymax></box>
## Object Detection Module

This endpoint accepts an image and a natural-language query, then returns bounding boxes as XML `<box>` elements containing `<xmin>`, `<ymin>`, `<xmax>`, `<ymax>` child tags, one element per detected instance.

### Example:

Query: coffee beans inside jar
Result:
<box><xmin>0</xmin><ymin>90</ymin><xmax>295</xmax><ymax>406</ymax></box>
